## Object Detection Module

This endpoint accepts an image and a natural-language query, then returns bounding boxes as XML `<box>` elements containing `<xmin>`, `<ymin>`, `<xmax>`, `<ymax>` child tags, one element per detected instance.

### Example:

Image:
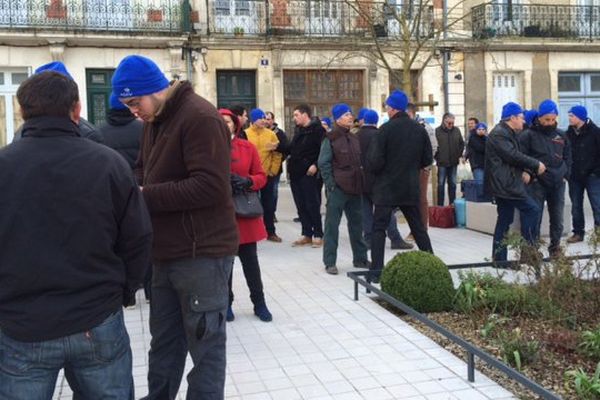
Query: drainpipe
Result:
<box><xmin>442</xmin><ymin>0</ymin><xmax>449</xmax><ymax>114</ymax></box>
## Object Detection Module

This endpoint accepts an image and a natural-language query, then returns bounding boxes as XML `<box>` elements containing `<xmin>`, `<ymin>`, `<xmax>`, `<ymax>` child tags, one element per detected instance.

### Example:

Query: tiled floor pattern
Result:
<box><xmin>53</xmin><ymin>186</ymin><xmax>595</xmax><ymax>399</ymax></box>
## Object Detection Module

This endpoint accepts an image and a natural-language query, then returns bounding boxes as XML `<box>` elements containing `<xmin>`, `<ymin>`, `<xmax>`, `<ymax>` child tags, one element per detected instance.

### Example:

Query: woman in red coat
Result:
<box><xmin>219</xmin><ymin>108</ymin><xmax>272</xmax><ymax>322</ymax></box>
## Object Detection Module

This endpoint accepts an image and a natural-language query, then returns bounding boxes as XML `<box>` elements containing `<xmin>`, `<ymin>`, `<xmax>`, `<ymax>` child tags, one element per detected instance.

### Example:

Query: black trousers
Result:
<box><xmin>290</xmin><ymin>174</ymin><xmax>323</xmax><ymax>238</ymax></box>
<box><xmin>260</xmin><ymin>177</ymin><xmax>277</xmax><ymax>236</ymax></box>
<box><xmin>228</xmin><ymin>242</ymin><xmax>265</xmax><ymax>307</ymax></box>
<box><xmin>371</xmin><ymin>205</ymin><xmax>433</xmax><ymax>273</ymax></box>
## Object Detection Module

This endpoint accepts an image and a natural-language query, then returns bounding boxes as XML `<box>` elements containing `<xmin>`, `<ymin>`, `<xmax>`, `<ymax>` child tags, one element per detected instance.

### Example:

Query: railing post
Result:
<box><xmin>467</xmin><ymin>351</ymin><xmax>475</xmax><ymax>382</ymax></box>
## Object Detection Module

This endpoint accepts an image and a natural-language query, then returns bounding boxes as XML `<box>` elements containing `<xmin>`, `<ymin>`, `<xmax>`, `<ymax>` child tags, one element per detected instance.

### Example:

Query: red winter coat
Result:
<box><xmin>231</xmin><ymin>137</ymin><xmax>268</xmax><ymax>244</ymax></box>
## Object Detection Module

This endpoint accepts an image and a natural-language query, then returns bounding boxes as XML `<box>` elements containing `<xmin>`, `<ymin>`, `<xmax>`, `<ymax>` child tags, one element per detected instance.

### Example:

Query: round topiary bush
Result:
<box><xmin>381</xmin><ymin>251</ymin><xmax>455</xmax><ymax>313</ymax></box>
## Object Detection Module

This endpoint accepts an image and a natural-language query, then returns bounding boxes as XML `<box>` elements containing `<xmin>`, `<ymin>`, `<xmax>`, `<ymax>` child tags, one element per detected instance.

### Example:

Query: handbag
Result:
<box><xmin>428</xmin><ymin>206</ymin><xmax>456</xmax><ymax>228</ymax></box>
<box><xmin>232</xmin><ymin>191</ymin><xmax>263</xmax><ymax>218</ymax></box>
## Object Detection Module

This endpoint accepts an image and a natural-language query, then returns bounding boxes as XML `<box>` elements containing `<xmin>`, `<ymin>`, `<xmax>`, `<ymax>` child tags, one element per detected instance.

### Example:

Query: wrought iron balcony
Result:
<box><xmin>207</xmin><ymin>0</ymin><xmax>434</xmax><ymax>38</ymax></box>
<box><xmin>472</xmin><ymin>2</ymin><xmax>600</xmax><ymax>39</ymax></box>
<box><xmin>0</xmin><ymin>0</ymin><xmax>185</xmax><ymax>34</ymax></box>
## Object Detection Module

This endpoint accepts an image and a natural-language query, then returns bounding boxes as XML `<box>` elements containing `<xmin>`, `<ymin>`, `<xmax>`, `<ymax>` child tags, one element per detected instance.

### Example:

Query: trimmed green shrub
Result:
<box><xmin>381</xmin><ymin>251</ymin><xmax>455</xmax><ymax>313</ymax></box>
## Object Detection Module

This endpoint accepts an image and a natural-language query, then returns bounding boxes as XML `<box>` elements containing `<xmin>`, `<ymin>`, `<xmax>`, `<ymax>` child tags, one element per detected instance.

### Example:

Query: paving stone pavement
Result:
<box><xmin>53</xmin><ymin>186</ymin><xmax>594</xmax><ymax>399</ymax></box>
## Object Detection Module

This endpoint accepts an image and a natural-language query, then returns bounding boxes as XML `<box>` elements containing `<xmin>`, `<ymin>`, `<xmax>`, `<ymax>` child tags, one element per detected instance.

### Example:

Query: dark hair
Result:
<box><xmin>468</xmin><ymin>117</ymin><xmax>479</xmax><ymax>124</ymax></box>
<box><xmin>406</xmin><ymin>103</ymin><xmax>417</xmax><ymax>113</ymax></box>
<box><xmin>442</xmin><ymin>112</ymin><xmax>455</xmax><ymax>121</ymax></box>
<box><xmin>229</xmin><ymin>104</ymin><xmax>247</xmax><ymax>117</ymax></box>
<box><xmin>17</xmin><ymin>71</ymin><xmax>79</xmax><ymax>120</ymax></box>
<box><xmin>293</xmin><ymin>104</ymin><xmax>312</xmax><ymax>117</ymax></box>
<box><xmin>265</xmin><ymin>111</ymin><xmax>275</xmax><ymax>119</ymax></box>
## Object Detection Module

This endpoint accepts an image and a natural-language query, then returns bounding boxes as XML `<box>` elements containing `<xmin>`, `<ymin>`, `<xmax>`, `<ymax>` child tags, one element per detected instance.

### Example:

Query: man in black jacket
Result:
<box><xmin>566</xmin><ymin>105</ymin><xmax>600</xmax><ymax>243</ymax></box>
<box><xmin>435</xmin><ymin>113</ymin><xmax>464</xmax><ymax>205</ymax></box>
<box><xmin>289</xmin><ymin>104</ymin><xmax>325</xmax><ymax>247</ymax></box>
<box><xmin>265</xmin><ymin>111</ymin><xmax>290</xmax><ymax>223</ymax></box>
<box><xmin>519</xmin><ymin>99</ymin><xmax>571</xmax><ymax>256</ymax></box>
<box><xmin>467</xmin><ymin>122</ymin><xmax>488</xmax><ymax>183</ymax></box>
<box><xmin>99</xmin><ymin>93</ymin><xmax>143</xmax><ymax>169</ymax></box>
<box><xmin>485</xmin><ymin>102</ymin><xmax>546</xmax><ymax>262</ymax></box>
<box><xmin>367</xmin><ymin>91</ymin><xmax>433</xmax><ymax>281</ymax></box>
<box><xmin>0</xmin><ymin>71</ymin><xmax>152</xmax><ymax>398</ymax></box>
<box><xmin>12</xmin><ymin>61</ymin><xmax>103</xmax><ymax>144</ymax></box>
<box><xmin>358</xmin><ymin>109</ymin><xmax>413</xmax><ymax>250</ymax></box>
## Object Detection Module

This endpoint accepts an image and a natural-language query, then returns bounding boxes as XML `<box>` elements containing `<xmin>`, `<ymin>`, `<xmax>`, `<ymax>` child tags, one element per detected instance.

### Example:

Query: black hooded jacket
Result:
<box><xmin>287</xmin><ymin>117</ymin><xmax>325</xmax><ymax>179</ymax></box>
<box><xmin>99</xmin><ymin>108</ymin><xmax>143</xmax><ymax>169</ymax></box>
<box><xmin>519</xmin><ymin>123</ymin><xmax>571</xmax><ymax>188</ymax></box>
<box><xmin>566</xmin><ymin>119</ymin><xmax>600</xmax><ymax>181</ymax></box>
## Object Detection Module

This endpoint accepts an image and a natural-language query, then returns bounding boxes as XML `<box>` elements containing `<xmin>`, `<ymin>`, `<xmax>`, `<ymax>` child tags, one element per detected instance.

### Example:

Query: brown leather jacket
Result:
<box><xmin>135</xmin><ymin>81</ymin><xmax>239</xmax><ymax>261</ymax></box>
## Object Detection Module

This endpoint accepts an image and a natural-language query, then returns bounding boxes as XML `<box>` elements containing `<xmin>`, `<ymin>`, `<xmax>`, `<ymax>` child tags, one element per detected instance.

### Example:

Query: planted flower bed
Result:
<box><xmin>377</xmin><ymin>240</ymin><xmax>600</xmax><ymax>399</ymax></box>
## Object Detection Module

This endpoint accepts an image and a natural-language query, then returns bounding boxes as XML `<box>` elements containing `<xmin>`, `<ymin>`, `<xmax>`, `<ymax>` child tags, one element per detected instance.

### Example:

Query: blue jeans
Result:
<box><xmin>144</xmin><ymin>256</ymin><xmax>233</xmax><ymax>400</ymax></box>
<box><xmin>569</xmin><ymin>175</ymin><xmax>600</xmax><ymax>237</ymax></box>
<box><xmin>528</xmin><ymin>181</ymin><xmax>565</xmax><ymax>251</ymax></box>
<box><xmin>472</xmin><ymin>168</ymin><xmax>484</xmax><ymax>184</ymax></box>
<box><xmin>492</xmin><ymin>196</ymin><xmax>541</xmax><ymax>262</ymax></box>
<box><xmin>0</xmin><ymin>310</ymin><xmax>133</xmax><ymax>400</ymax></box>
<box><xmin>437</xmin><ymin>165</ymin><xmax>457</xmax><ymax>206</ymax></box>
<box><xmin>361</xmin><ymin>194</ymin><xmax>401</xmax><ymax>242</ymax></box>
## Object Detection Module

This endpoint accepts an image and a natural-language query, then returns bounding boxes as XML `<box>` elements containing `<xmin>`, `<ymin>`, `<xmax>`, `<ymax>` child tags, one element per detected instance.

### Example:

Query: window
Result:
<box><xmin>558</xmin><ymin>74</ymin><xmax>582</xmax><ymax>93</ymax></box>
<box><xmin>591</xmin><ymin>74</ymin><xmax>600</xmax><ymax>93</ymax></box>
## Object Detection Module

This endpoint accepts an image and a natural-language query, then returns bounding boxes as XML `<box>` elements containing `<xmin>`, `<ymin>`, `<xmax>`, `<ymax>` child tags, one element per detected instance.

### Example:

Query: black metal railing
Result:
<box><xmin>0</xmin><ymin>0</ymin><xmax>185</xmax><ymax>33</ymax></box>
<box><xmin>472</xmin><ymin>2</ymin><xmax>600</xmax><ymax>39</ymax></box>
<box><xmin>206</xmin><ymin>0</ymin><xmax>434</xmax><ymax>38</ymax></box>
<box><xmin>347</xmin><ymin>253</ymin><xmax>598</xmax><ymax>399</ymax></box>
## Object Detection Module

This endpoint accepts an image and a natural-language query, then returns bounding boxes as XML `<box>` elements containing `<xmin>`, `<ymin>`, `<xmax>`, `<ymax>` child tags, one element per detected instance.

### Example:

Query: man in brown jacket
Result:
<box><xmin>112</xmin><ymin>55</ymin><xmax>238</xmax><ymax>400</ymax></box>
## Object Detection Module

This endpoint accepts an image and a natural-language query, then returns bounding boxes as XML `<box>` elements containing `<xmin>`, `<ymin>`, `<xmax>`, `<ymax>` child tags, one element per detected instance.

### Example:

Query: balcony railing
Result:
<box><xmin>207</xmin><ymin>0</ymin><xmax>434</xmax><ymax>38</ymax></box>
<box><xmin>472</xmin><ymin>2</ymin><xmax>600</xmax><ymax>39</ymax></box>
<box><xmin>0</xmin><ymin>0</ymin><xmax>185</xmax><ymax>34</ymax></box>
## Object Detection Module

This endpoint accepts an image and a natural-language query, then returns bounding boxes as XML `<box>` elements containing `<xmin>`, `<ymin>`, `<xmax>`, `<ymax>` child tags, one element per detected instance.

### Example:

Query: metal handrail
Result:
<box><xmin>345</xmin><ymin>254</ymin><xmax>600</xmax><ymax>399</ymax></box>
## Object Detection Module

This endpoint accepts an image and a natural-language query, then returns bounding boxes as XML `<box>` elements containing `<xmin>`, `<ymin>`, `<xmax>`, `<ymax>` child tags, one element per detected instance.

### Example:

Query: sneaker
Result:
<box><xmin>353</xmin><ymin>260</ymin><xmax>371</xmax><ymax>269</ymax></box>
<box><xmin>253</xmin><ymin>303</ymin><xmax>273</xmax><ymax>322</ymax></box>
<box><xmin>391</xmin><ymin>240</ymin><xmax>414</xmax><ymax>250</ymax></box>
<box><xmin>405</xmin><ymin>233</ymin><xmax>415</xmax><ymax>242</ymax></box>
<box><xmin>325</xmin><ymin>265</ymin><xmax>339</xmax><ymax>275</ymax></box>
<box><xmin>549</xmin><ymin>246</ymin><xmax>564</xmax><ymax>258</ymax></box>
<box><xmin>311</xmin><ymin>238</ymin><xmax>323</xmax><ymax>248</ymax></box>
<box><xmin>226</xmin><ymin>306</ymin><xmax>235</xmax><ymax>322</ymax></box>
<box><xmin>566</xmin><ymin>234</ymin><xmax>584</xmax><ymax>244</ymax></box>
<box><xmin>292</xmin><ymin>236</ymin><xmax>312</xmax><ymax>247</ymax></box>
<box><xmin>267</xmin><ymin>234</ymin><xmax>282</xmax><ymax>243</ymax></box>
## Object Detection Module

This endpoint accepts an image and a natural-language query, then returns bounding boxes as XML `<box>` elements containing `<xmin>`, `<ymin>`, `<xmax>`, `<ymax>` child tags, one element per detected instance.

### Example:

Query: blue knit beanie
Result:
<box><xmin>569</xmin><ymin>105</ymin><xmax>588</xmax><ymax>122</ymax></box>
<box><xmin>332</xmin><ymin>103</ymin><xmax>352</xmax><ymax>121</ymax></box>
<box><xmin>35</xmin><ymin>61</ymin><xmax>73</xmax><ymax>80</ymax></box>
<box><xmin>321</xmin><ymin>117</ymin><xmax>332</xmax><ymax>127</ymax></box>
<box><xmin>501</xmin><ymin>102</ymin><xmax>523</xmax><ymax>119</ymax></box>
<box><xmin>112</xmin><ymin>55</ymin><xmax>170</xmax><ymax>98</ymax></box>
<box><xmin>524</xmin><ymin>109</ymin><xmax>538</xmax><ymax>126</ymax></box>
<box><xmin>475</xmin><ymin>122</ymin><xmax>487</xmax><ymax>131</ymax></box>
<box><xmin>538</xmin><ymin>99</ymin><xmax>558</xmax><ymax>117</ymax></box>
<box><xmin>109</xmin><ymin>93</ymin><xmax>127</xmax><ymax>110</ymax></box>
<box><xmin>385</xmin><ymin>90</ymin><xmax>408</xmax><ymax>111</ymax></box>
<box><xmin>250</xmin><ymin>108</ymin><xmax>266</xmax><ymax>123</ymax></box>
<box><xmin>363</xmin><ymin>109</ymin><xmax>379</xmax><ymax>125</ymax></box>
<box><xmin>357</xmin><ymin>107</ymin><xmax>369</xmax><ymax>121</ymax></box>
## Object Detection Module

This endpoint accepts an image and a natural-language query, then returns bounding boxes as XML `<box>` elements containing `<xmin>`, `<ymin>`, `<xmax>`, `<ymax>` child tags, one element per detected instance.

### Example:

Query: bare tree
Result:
<box><xmin>337</xmin><ymin>0</ymin><xmax>472</xmax><ymax>100</ymax></box>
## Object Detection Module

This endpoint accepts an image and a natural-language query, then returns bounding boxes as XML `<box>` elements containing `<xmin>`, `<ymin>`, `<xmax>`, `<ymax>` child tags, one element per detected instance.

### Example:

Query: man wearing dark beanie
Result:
<box><xmin>566</xmin><ymin>105</ymin><xmax>600</xmax><ymax>243</ymax></box>
<box><xmin>112</xmin><ymin>55</ymin><xmax>238</xmax><ymax>400</ymax></box>
<box><xmin>367</xmin><ymin>91</ymin><xmax>433</xmax><ymax>282</ymax></box>
<box><xmin>12</xmin><ymin>61</ymin><xmax>103</xmax><ymax>144</ymax></box>
<box><xmin>519</xmin><ymin>99</ymin><xmax>571</xmax><ymax>257</ymax></box>
<box><xmin>486</xmin><ymin>102</ymin><xmax>545</xmax><ymax>263</ymax></box>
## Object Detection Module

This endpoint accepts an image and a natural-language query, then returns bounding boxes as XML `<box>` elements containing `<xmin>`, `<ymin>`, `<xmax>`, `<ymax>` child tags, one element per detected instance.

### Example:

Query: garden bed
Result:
<box><xmin>375</xmin><ymin>249</ymin><xmax>600</xmax><ymax>399</ymax></box>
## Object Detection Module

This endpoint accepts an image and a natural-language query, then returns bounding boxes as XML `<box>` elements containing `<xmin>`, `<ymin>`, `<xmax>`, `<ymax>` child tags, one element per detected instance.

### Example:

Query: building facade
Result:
<box><xmin>1</xmin><ymin>0</ymin><xmax>599</xmax><ymax>147</ymax></box>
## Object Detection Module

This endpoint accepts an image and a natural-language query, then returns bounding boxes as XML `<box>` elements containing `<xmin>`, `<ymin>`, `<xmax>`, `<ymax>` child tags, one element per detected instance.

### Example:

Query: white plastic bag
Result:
<box><xmin>456</xmin><ymin>161</ymin><xmax>473</xmax><ymax>183</ymax></box>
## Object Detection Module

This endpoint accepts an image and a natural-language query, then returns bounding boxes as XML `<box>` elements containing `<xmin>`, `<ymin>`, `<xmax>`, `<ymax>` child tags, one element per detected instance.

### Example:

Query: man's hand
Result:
<box><xmin>265</xmin><ymin>142</ymin><xmax>278</xmax><ymax>151</ymax></box>
<box><xmin>522</xmin><ymin>172</ymin><xmax>531</xmax><ymax>185</ymax></box>
<box><xmin>139</xmin><ymin>186</ymin><xmax>143</xmax><ymax>191</ymax></box>
<box><xmin>307</xmin><ymin>165</ymin><xmax>317</xmax><ymax>176</ymax></box>
<box><xmin>537</xmin><ymin>162</ymin><xmax>546</xmax><ymax>175</ymax></box>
